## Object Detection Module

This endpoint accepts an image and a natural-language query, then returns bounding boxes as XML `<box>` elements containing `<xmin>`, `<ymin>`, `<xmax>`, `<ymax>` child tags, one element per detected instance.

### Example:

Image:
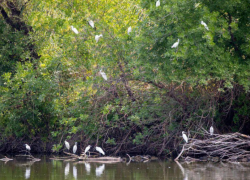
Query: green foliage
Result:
<box><xmin>0</xmin><ymin>0</ymin><xmax>249</xmax><ymax>155</ymax></box>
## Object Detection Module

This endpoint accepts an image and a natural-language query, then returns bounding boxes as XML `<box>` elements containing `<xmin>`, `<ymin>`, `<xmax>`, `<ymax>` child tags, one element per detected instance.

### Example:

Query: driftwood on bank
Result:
<box><xmin>49</xmin><ymin>151</ymin><xmax>122</xmax><ymax>163</ymax></box>
<box><xmin>15</xmin><ymin>154</ymin><xmax>41</xmax><ymax>161</ymax></box>
<box><xmin>175</xmin><ymin>132</ymin><xmax>250</xmax><ymax>162</ymax></box>
<box><xmin>0</xmin><ymin>156</ymin><xmax>13</xmax><ymax>162</ymax></box>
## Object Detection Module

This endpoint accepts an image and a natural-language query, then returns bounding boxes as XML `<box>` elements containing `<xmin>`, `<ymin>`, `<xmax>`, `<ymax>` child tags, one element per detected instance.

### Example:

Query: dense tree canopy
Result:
<box><xmin>0</xmin><ymin>0</ymin><xmax>249</xmax><ymax>155</ymax></box>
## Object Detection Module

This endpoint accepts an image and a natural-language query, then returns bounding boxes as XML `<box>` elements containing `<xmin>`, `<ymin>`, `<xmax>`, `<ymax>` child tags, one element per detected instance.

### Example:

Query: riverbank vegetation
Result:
<box><xmin>0</xmin><ymin>0</ymin><xmax>249</xmax><ymax>157</ymax></box>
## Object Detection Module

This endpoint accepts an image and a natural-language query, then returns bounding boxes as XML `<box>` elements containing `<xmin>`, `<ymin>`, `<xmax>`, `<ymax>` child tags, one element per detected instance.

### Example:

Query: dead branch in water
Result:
<box><xmin>175</xmin><ymin>132</ymin><xmax>250</xmax><ymax>162</ymax></box>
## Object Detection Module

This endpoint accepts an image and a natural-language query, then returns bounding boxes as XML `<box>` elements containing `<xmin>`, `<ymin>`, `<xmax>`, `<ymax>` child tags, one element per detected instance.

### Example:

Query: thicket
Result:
<box><xmin>0</xmin><ymin>0</ymin><xmax>249</xmax><ymax>156</ymax></box>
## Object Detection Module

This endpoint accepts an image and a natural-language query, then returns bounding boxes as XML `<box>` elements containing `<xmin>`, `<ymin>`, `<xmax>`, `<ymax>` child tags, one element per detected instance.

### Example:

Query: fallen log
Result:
<box><xmin>78</xmin><ymin>156</ymin><xmax>122</xmax><ymax>162</ymax></box>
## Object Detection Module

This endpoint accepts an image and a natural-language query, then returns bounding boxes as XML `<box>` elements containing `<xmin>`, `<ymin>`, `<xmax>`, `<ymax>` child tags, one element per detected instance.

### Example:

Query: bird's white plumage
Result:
<box><xmin>182</xmin><ymin>131</ymin><xmax>188</xmax><ymax>143</ymax></box>
<box><xmin>156</xmin><ymin>0</ymin><xmax>160</xmax><ymax>7</ymax></box>
<box><xmin>100</xmin><ymin>70</ymin><xmax>107</xmax><ymax>80</ymax></box>
<box><xmin>89</xmin><ymin>20</ymin><xmax>95</xmax><ymax>28</ymax></box>
<box><xmin>171</xmin><ymin>39</ymin><xmax>180</xmax><ymax>48</ymax></box>
<box><xmin>95</xmin><ymin>34</ymin><xmax>103</xmax><ymax>43</ymax></box>
<box><xmin>84</xmin><ymin>145</ymin><xmax>91</xmax><ymax>154</ymax></box>
<box><xmin>128</xmin><ymin>26</ymin><xmax>132</xmax><ymax>34</ymax></box>
<box><xmin>95</xmin><ymin>146</ymin><xmax>105</xmax><ymax>155</ymax></box>
<box><xmin>65</xmin><ymin>141</ymin><xmax>70</xmax><ymax>150</ymax></box>
<box><xmin>95</xmin><ymin>164</ymin><xmax>105</xmax><ymax>177</ymax></box>
<box><xmin>210</xmin><ymin>126</ymin><xmax>214</xmax><ymax>135</ymax></box>
<box><xmin>201</xmin><ymin>21</ymin><xmax>209</xmax><ymax>30</ymax></box>
<box><xmin>70</xmin><ymin>26</ymin><xmax>79</xmax><ymax>34</ymax></box>
<box><xmin>25</xmin><ymin>144</ymin><xmax>31</xmax><ymax>151</ymax></box>
<box><xmin>73</xmin><ymin>142</ymin><xmax>77</xmax><ymax>154</ymax></box>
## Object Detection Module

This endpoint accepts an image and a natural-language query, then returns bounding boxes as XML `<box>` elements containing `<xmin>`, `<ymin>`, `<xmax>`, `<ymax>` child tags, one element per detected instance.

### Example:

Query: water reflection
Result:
<box><xmin>176</xmin><ymin>161</ymin><xmax>188</xmax><ymax>180</ymax></box>
<box><xmin>64</xmin><ymin>163</ymin><xmax>69</xmax><ymax>177</ymax></box>
<box><xmin>95</xmin><ymin>164</ymin><xmax>105</xmax><ymax>177</ymax></box>
<box><xmin>73</xmin><ymin>165</ymin><xmax>77</xmax><ymax>179</ymax></box>
<box><xmin>25</xmin><ymin>166</ymin><xmax>31</xmax><ymax>179</ymax></box>
<box><xmin>1</xmin><ymin>155</ymin><xmax>250</xmax><ymax>180</ymax></box>
<box><xmin>84</xmin><ymin>162</ymin><xmax>91</xmax><ymax>175</ymax></box>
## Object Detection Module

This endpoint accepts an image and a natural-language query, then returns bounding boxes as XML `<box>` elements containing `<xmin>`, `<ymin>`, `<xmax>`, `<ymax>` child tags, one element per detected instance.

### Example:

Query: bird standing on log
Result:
<box><xmin>73</xmin><ymin>142</ymin><xmax>77</xmax><ymax>154</ymax></box>
<box><xmin>95</xmin><ymin>146</ymin><xmax>105</xmax><ymax>156</ymax></box>
<box><xmin>65</xmin><ymin>141</ymin><xmax>70</xmax><ymax>151</ymax></box>
<box><xmin>84</xmin><ymin>145</ymin><xmax>91</xmax><ymax>156</ymax></box>
<box><xmin>210</xmin><ymin>126</ymin><xmax>214</xmax><ymax>135</ymax></box>
<box><xmin>182</xmin><ymin>131</ymin><xmax>188</xmax><ymax>143</ymax></box>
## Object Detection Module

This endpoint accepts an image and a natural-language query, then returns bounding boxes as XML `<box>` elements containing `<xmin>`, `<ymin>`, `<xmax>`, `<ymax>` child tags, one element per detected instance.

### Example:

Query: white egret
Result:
<box><xmin>128</xmin><ymin>26</ymin><xmax>132</xmax><ymax>35</ymax></box>
<box><xmin>171</xmin><ymin>39</ymin><xmax>180</xmax><ymax>48</ymax></box>
<box><xmin>64</xmin><ymin>140</ymin><xmax>70</xmax><ymax>151</ymax></box>
<box><xmin>65</xmin><ymin>163</ymin><xmax>70</xmax><ymax>177</ymax></box>
<box><xmin>25</xmin><ymin>166</ymin><xmax>31</xmax><ymax>179</ymax></box>
<box><xmin>95</xmin><ymin>34</ymin><xmax>103</xmax><ymax>43</ymax></box>
<box><xmin>210</xmin><ymin>126</ymin><xmax>214</xmax><ymax>135</ymax></box>
<box><xmin>100</xmin><ymin>70</ymin><xmax>107</xmax><ymax>80</ymax></box>
<box><xmin>95</xmin><ymin>146</ymin><xmax>105</xmax><ymax>155</ymax></box>
<box><xmin>84</xmin><ymin>145</ymin><xmax>91</xmax><ymax>156</ymax></box>
<box><xmin>73</xmin><ymin>165</ymin><xmax>77</xmax><ymax>179</ymax></box>
<box><xmin>85</xmin><ymin>162</ymin><xmax>91</xmax><ymax>175</ymax></box>
<box><xmin>95</xmin><ymin>164</ymin><xmax>105</xmax><ymax>177</ymax></box>
<box><xmin>25</xmin><ymin>144</ymin><xmax>31</xmax><ymax>151</ymax></box>
<box><xmin>182</xmin><ymin>131</ymin><xmax>188</xmax><ymax>143</ymax></box>
<box><xmin>201</xmin><ymin>21</ymin><xmax>209</xmax><ymax>30</ymax></box>
<box><xmin>156</xmin><ymin>0</ymin><xmax>160</xmax><ymax>7</ymax></box>
<box><xmin>73</xmin><ymin>142</ymin><xmax>77</xmax><ymax>154</ymax></box>
<box><xmin>89</xmin><ymin>20</ymin><xmax>95</xmax><ymax>28</ymax></box>
<box><xmin>71</xmin><ymin>26</ymin><xmax>79</xmax><ymax>34</ymax></box>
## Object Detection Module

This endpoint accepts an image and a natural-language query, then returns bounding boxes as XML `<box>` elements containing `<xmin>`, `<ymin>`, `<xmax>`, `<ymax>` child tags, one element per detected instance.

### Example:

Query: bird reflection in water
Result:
<box><xmin>175</xmin><ymin>161</ymin><xmax>188</xmax><ymax>180</ymax></box>
<box><xmin>73</xmin><ymin>165</ymin><xmax>77</xmax><ymax>179</ymax></box>
<box><xmin>25</xmin><ymin>166</ymin><xmax>31</xmax><ymax>179</ymax></box>
<box><xmin>85</xmin><ymin>162</ymin><xmax>91</xmax><ymax>175</ymax></box>
<box><xmin>95</xmin><ymin>164</ymin><xmax>105</xmax><ymax>177</ymax></box>
<box><xmin>64</xmin><ymin>163</ymin><xmax>70</xmax><ymax>177</ymax></box>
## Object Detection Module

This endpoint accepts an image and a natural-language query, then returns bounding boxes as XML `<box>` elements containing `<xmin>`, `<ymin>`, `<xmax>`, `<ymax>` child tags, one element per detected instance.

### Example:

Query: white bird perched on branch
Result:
<box><xmin>128</xmin><ymin>26</ymin><xmax>132</xmax><ymax>35</ymax></box>
<box><xmin>201</xmin><ymin>20</ymin><xmax>209</xmax><ymax>30</ymax></box>
<box><xmin>25</xmin><ymin>144</ymin><xmax>31</xmax><ymax>151</ymax></box>
<box><xmin>95</xmin><ymin>34</ymin><xmax>103</xmax><ymax>43</ymax></box>
<box><xmin>70</xmin><ymin>26</ymin><xmax>79</xmax><ymax>34</ymax></box>
<box><xmin>210</xmin><ymin>126</ymin><xmax>214</xmax><ymax>135</ymax></box>
<box><xmin>95</xmin><ymin>146</ymin><xmax>105</xmax><ymax>155</ymax></box>
<box><xmin>89</xmin><ymin>20</ymin><xmax>95</xmax><ymax>28</ymax></box>
<box><xmin>84</xmin><ymin>145</ymin><xmax>91</xmax><ymax>156</ymax></box>
<box><xmin>171</xmin><ymin>39</ymin><xmax>180</xmax><ymax>48</ymax></box>
<box><xmin>100</xmin><ymin>70</ymin><xmax>107</xmax><ymax>80</ymax></box>
<box><xmin>73</xmin><ymin>142</ymin><xmax>77</xmax><ymax>154</ymax></box>
<box><xmin>182</xmin><ymin>131</ymin><xmax>188</xmax><ymax>143</ymax></box>
<box><xmin>156</xmin><ymin>0</ymin><xmax>160</xmax><ymax>7</ymax></box>
<box><xmin>64</xmin><ymin>140</ymin><xmax>70</xmax><ymax>151</ymax></box>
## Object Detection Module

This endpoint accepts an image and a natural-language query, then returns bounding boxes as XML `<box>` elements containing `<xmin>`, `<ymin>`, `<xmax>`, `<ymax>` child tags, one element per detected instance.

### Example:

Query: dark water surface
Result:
<box><xmin>1</xmin><ymin>155</ymin><xmax>250</xmax><ymax>180</ymax></box>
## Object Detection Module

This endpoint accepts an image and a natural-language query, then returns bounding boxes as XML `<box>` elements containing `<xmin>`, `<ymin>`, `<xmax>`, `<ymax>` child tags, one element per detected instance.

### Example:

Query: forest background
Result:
<box><xmin>0</xmin><ymin>0</ymin><xmax>249</xmax><ymax>156</ymax></box>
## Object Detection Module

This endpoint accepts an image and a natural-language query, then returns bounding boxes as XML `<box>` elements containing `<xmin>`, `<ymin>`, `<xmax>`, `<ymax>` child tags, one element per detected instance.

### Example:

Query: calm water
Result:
<box><xmin>1</xmin><ymin>155</ymin><xmax>250</xmax><ymax>180</ymax></box>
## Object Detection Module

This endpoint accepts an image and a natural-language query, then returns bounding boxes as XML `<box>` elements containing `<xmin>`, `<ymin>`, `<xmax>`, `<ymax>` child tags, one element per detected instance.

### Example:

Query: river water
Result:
<box><xmin>1</xmin><ymin>155</ymin><xmax>250</xmax><ymax>180</ymax></box>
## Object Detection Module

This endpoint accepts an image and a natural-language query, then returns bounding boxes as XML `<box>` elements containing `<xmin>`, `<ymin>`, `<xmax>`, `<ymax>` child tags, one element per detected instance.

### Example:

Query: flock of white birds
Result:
<box><xmin>64</xmin><ymin>141</ymin><xmax>105</xmax><ymax>155</ymax></box>
<box><xmin>69</xmin><ymin>1</ymin><xmax>209</xmax><ymax>81</ymax></box>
